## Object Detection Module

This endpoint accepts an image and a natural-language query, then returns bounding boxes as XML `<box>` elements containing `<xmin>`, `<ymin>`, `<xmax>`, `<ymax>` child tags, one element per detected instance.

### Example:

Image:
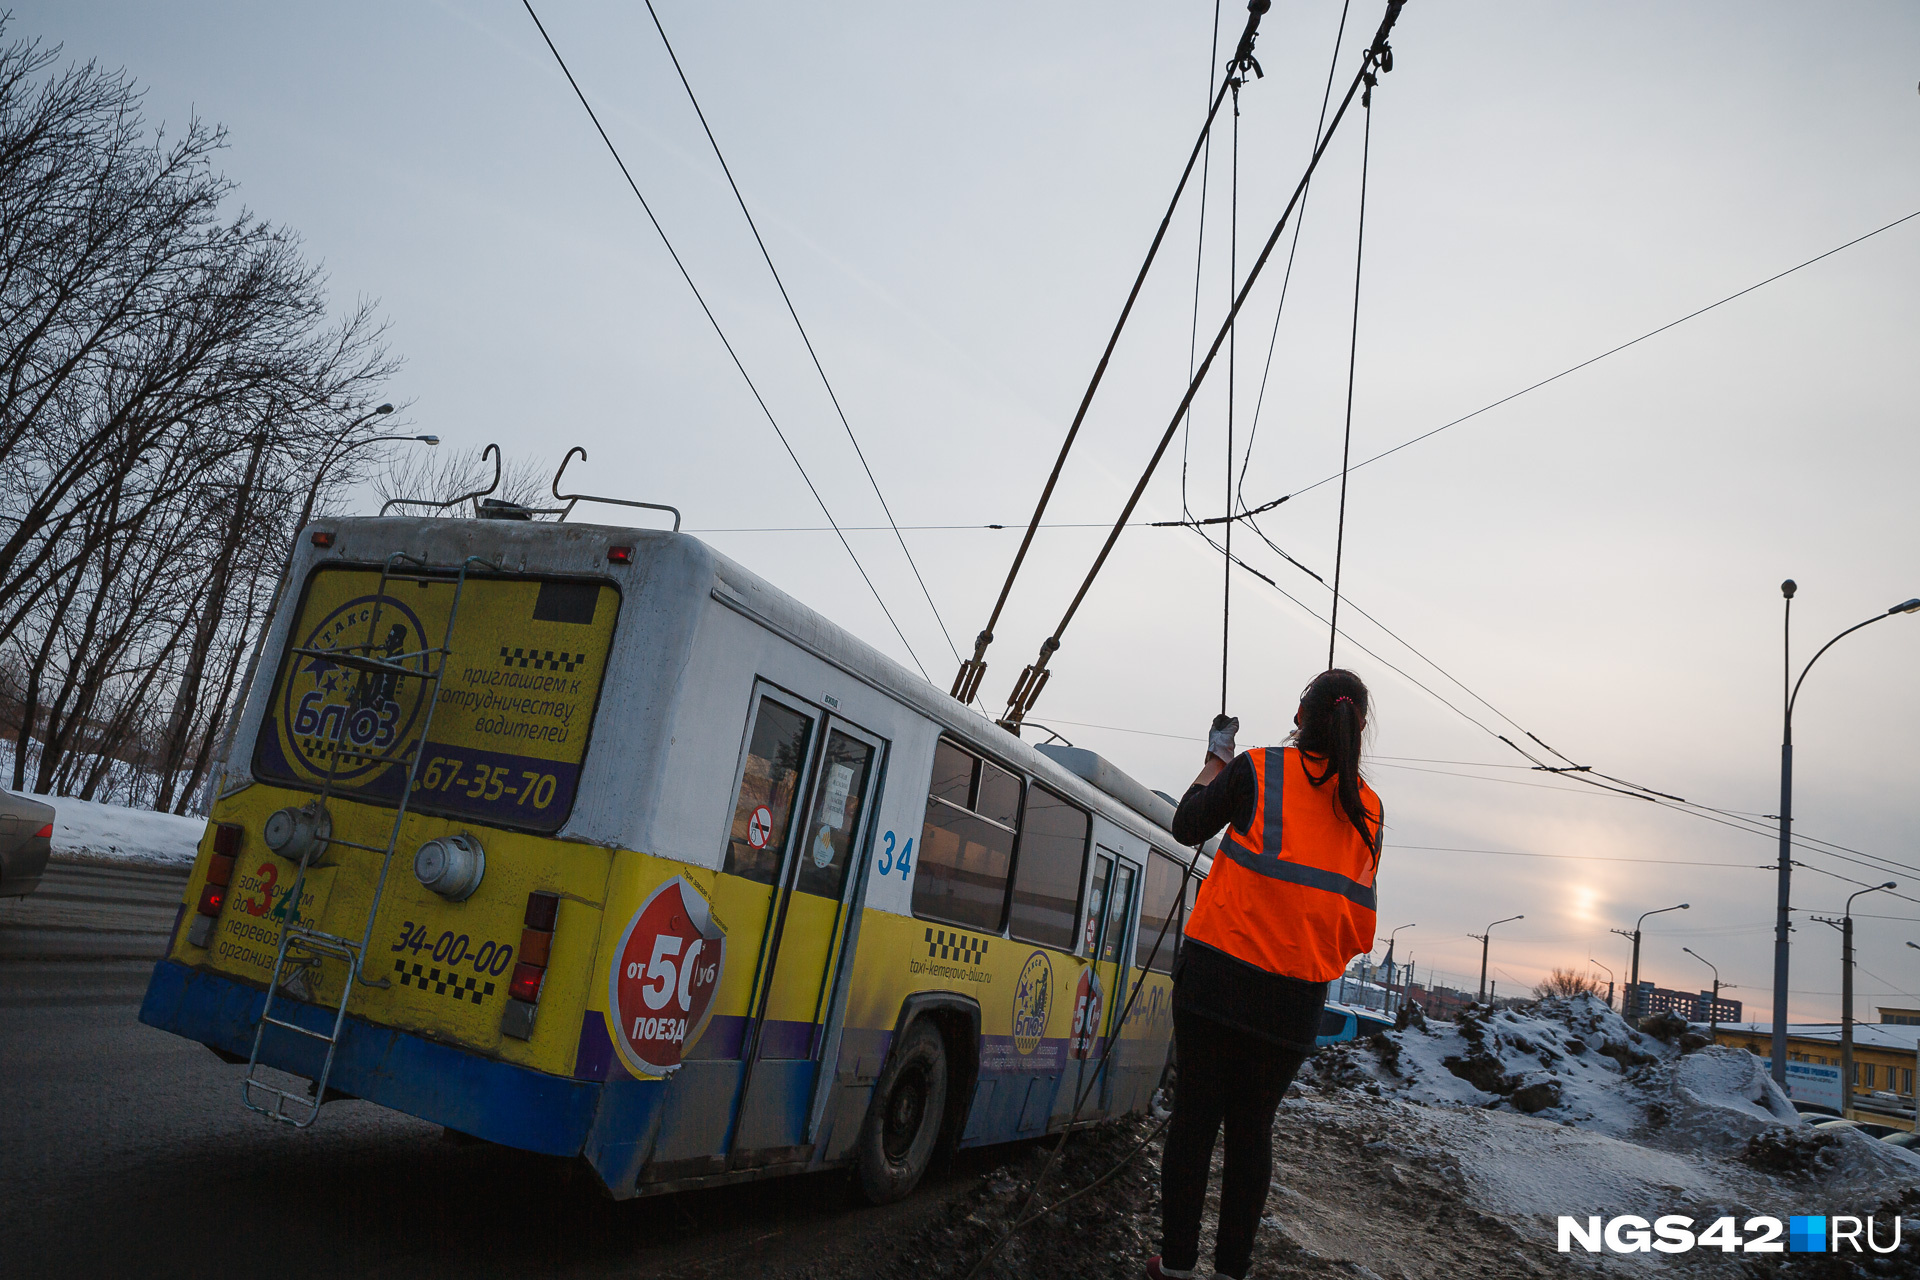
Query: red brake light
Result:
<box><xmin>525</xmin><ymin>892</ymin><xmax>559</xmax><ymax>932</ymax></box>
<box><xmin>607</xmin><ymin>545</ymin><xmax>633</xmax><ymax>565</ymax></box>
<box><xmin>310</xmin><ymin>530</ymin><xmax>335</xmax><ymax>547</ymax></box>
<box><xmin>213</xmin><ymin>822</ymin><xmax>243</xmax><ymax>856</ymax></box>
<box><xmin>509</xmin><ymin>962</ymin><xmax>545</xmax><ymax>1003</ymax></box>
<box><xmin>206</xmin><ymin>854</ymin><xmax>236</xmax><ymax>888</ymax></box>
<box><xmin>33</xmin><ymin>823</ymin><xmax>51</xmax><ymax>840</ymax></box>
<box><xmin>197</xmin><ymin>884</ymin><xmax>226</xmax><ymax>916</ymax></box>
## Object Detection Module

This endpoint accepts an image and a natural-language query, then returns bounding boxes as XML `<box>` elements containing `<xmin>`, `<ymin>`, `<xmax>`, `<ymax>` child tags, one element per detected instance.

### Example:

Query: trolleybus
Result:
<box><xmin>141</xmin><ymin>507</ymin><xmax>1207</xmax><ymax>1201</ymax></box>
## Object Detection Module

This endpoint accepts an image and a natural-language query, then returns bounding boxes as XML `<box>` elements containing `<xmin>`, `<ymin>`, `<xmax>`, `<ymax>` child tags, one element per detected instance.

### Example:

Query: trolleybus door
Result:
<box><xmin>1066</xmin><ymin>848</ymin><xmax>1137</xmax><ymax>1119</ymax></box>
<box><xmin>728</xmin><ymin>715</ymin><xmax>885</xmax><ymax>1164</ymax></box>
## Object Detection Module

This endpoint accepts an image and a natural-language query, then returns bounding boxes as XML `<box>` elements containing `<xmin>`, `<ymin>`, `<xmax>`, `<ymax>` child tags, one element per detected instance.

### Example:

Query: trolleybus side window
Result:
<box><xmin>791</xmin><ymin>729</ymin><xmax>875</xmax><ymax>900</ymax></box>
<box><xmin>1136</xmin><ymin>849</ymin><xmax>1189</xmax><ymax>973</ymax></box>
<box><xmin>1008</xmin><ymin>784</ymin><xmax>1089</xmax><ymax>951</ymax></box>
<box><xmin>912</xmin><ymin>739</ymin><xmax>1017</xmax><ymax>932</ymax></box>
<box><xmin>1099</xmin><ymin>859</ymin><xmax>1135</xmax><ymax>964</ymax></box>
<box><xmin>722</xmin><ymin>699</ymin><xmax>815</xmax><ymax>885</ymax></box>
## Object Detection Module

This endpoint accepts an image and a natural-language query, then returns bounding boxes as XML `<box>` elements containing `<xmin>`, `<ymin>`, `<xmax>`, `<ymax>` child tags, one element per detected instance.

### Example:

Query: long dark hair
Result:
<box><xmin>1293</xmin><ymin>668</ymin><xmax>1377</xmax><ymax>855</ymax></box>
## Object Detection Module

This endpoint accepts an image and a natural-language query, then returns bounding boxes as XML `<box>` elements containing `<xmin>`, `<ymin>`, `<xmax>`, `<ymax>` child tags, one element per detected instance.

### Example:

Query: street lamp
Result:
<box><xmin>1812</xmin><ymin>881</ymin><xmax>1898</xmax><ymax>1117</ymax></box>
<box><xmin>1589</xmin><ymin>954</ymin><xmax>1615</xmax><ymax>1011</ymax></box>
<box><xmin>1610</xmin><ymin>902</ymin><xmax>1689</xmax><ymax>1021</ymax></box>
<box><xmin>1470</xmin><ymin>915</ymin><xmax>1523</xmax><ymax>1005</ymax></box>
<box><xmin>1770</xmin><ymin>583</ymin><xmax>1920</xmax><ymax>1088</ymax></box>
<box><xmin>1384</xmin><ymin>923</ymin><xmax>1415</xmax><ymax>1013</ymax></box>
<box><xmin>1681</xmin><ymin>946</ymin><xmax>1734</xmax><ymax>1037</ymax></box>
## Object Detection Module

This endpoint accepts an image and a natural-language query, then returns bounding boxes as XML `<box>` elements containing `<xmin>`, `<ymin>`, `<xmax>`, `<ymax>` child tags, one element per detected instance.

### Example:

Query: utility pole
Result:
<box><xmin>1471</xmin><ymin>915</ymin><xmax>1523</xmax><ymax>1004</ymax></box>
<box><xmin>1682</xmin><ymin>946</ymin><xmax>1736</xmax><ymax>1038</ymax></box>
<box><xmin>1817</xmin><ymin>881</ymin><xmax>1898</xmax><ymax>1118</ymax></box>
<box><xmin>1611</xmin><ymin>901</ymin><xmax>1689</xmax><ymax>1021</ymax></box>
<box><xmin>1772</xmin><ymin>584</ymin><xmax>1920</xmax><ymax>1087</ymax></box>
<box><xmin>1590</xmin><ymin>955</ymin><xmax>1615</xmax><ymax>1011</ymax></box>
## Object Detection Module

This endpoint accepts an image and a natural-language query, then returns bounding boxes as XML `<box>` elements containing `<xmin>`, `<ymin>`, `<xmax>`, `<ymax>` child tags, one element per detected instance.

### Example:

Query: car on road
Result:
<box><xmin>0</xmin><ymin>788</ymin><xmax>55</xmax><ymax>897</ymax></box>
<box><xmin>1810</xmin><ymin>1117</ymin><xmax>1902</xmax><ymax>1140</ymax></box>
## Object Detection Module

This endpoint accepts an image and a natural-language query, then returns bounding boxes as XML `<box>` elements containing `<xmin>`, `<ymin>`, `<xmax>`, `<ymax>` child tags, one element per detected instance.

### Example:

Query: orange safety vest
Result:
<box><xmin>1185</xmin><ymin>746</ymin><xmax>1382</xmax><ymax>983</ymax></box>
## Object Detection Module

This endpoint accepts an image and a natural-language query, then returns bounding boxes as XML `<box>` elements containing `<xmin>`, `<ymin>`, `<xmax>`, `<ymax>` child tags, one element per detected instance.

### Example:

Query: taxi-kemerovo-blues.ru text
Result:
<box><xmin>1558</xmin><ymin>1215</ymin><xmax>1902</xmax><ymax>1255</ymax></box>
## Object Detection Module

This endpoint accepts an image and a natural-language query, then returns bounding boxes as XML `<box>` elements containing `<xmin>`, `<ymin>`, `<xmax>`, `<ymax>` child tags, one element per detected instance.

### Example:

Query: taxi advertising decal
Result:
<box><xmin>609</xmin><ymin>876</ymin><xmax>726</xmax><ymax>1078</ymax></box>
<box><xmin>1012</xmin><ymin>950</ymin><xmax>1053</xmax><ymax>1056</ymax></box>
<box><xmin>253</xmin><ymin>569</ymin><xmax>618</xmax><ymax>832</ymax></box>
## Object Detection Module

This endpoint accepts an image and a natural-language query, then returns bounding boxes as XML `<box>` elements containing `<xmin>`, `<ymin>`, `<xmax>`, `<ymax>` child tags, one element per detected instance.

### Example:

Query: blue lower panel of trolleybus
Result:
<box><xmin>141</xmin><ymin>959</ymin><xmax>608</xmax><ymax>1158</ymax></box>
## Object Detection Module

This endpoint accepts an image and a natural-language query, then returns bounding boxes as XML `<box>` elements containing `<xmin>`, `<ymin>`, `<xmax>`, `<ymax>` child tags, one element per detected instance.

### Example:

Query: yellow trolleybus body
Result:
<box><xmin>141</xmin><ymin>514</ymin><xmax>1206</xmax><ymax>1199</ymax></box>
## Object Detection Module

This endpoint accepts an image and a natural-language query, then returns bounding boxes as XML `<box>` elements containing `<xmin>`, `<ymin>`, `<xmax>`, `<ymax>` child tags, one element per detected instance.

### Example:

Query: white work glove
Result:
<box><xmin>1208</xmin><ymin>713</ymin><xmax>1239</xmax><ymax>764</ymax></box>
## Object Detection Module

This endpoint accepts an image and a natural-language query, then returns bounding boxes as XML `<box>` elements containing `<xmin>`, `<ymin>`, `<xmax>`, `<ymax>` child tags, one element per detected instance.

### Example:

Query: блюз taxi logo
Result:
<box><xmin>280</xmin><ymin>593</ymin><xmax>429</xmax><ymax>783</ymax></box>
<box><xmin>1012</xmin><ymin>950</ymin><xmax>1053</xmax><ymax>1056</ymax></box>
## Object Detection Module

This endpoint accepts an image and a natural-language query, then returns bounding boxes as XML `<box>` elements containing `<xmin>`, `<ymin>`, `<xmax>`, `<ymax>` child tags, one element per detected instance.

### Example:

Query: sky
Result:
<box><xmin>19</xmin><ymin>0</ymin><xmax>1919</xmax><ymax>1023</ymax></box>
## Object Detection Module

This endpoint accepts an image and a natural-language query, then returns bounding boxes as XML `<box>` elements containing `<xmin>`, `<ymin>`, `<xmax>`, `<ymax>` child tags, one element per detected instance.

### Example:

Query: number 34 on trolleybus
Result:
<box><xmin>140</xmin><ymin>507</ymin><xmax>1211</xmax><ymax>1201</ymax></box>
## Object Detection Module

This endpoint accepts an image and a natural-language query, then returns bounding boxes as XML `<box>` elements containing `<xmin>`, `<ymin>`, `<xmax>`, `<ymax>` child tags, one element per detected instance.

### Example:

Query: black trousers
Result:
<box><xmin>1158</xmin><ymin>1009</ymin><xmax>1309</xmax><ymax>1279</ymax></box>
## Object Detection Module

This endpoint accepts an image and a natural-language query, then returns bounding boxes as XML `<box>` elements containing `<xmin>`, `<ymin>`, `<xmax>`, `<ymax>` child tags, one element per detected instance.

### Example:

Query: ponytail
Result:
<box><xmin>1294</xmin><ymin>669</ymin><xmax>1377</xmax><ymax>855</ymax></box>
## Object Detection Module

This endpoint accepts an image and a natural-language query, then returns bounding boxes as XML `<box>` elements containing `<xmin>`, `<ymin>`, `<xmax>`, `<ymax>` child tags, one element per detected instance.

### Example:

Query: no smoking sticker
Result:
<box><xmin>747</xmin><ymin>805</ymin><xmax>773</xmax><ymax>850</ymax></box>
<box><xmin>608</xmin><ymin>877</ymin><xmax>726</xmax><ymax>1078</ymax></box>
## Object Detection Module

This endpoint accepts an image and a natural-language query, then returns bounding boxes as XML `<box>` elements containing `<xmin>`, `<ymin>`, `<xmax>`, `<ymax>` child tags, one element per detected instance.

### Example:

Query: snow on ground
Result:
<box><xmin>28</xmin><ymin>791</ymin><xmax>204</xmax><ymax>867</ymax></box>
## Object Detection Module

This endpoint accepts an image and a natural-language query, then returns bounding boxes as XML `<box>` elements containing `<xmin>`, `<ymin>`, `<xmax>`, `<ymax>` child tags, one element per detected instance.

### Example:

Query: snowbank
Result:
<box><xmin>34</xmin><ymin>792</ymin><xmax>204</xmax><ymax>867</ymax></box>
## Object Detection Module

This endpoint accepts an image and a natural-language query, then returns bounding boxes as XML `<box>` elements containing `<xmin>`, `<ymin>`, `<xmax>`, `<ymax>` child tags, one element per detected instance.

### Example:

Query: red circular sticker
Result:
<box><xmin>609</xmin><ymin>877</ymin><xmax>726</xmax><ymax>1077</ymax></box>
<box><xmin>747</xmin><ymin>805</ymin><xmax>773</xmax><ymax>850</ymax></box>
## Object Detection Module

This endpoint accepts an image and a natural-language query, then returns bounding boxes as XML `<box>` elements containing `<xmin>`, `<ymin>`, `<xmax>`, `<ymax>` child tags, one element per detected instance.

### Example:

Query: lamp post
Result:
<box><xmin>1770</xmin><ymin>584</ymin><xmax>1920</xmax><ymax>1088</ymax></box>
<box><xmin>1386</xmin><ymin>922</ymin><xmax>1415</xmax><ymax>1012</ymax></box>
<box><xmin>1681</xmin><ymin>946</ymin><xmax>1733</xmax><ymax>1036</ymax></box>
<box><xmin>1610</xmin><ymin>902</ymin><xmax>1689</xmax><ymax>1021</ymax></box>
<box><xmin>1590</xmin><ymin>955</ymin><xmax>1615</xmax><ymax>1011</ymax></box>
<box><xmin>1812</xmin><ymin>881</ymin><xmax>1898</xmax><ymax>1116</ymax></box>
<box><xmin>1470</xmin><ymin>915</ymin><xmax>1523</xmax><ymax>1004</ymax></box>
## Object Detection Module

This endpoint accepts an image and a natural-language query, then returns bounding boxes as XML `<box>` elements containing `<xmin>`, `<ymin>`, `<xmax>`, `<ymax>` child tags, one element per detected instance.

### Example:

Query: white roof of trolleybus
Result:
<box><xmin>226</xmin><ymin>515</ymin><xmax>1212</xmax><ymax>870</ymax></box>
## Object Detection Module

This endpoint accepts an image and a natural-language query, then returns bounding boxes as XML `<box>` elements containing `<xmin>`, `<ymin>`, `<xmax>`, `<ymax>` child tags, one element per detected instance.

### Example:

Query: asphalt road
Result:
<box><xmin>0</xmin><ymin>859</ymin><xmax>1004</xmax><ymax>1279</ymax></box>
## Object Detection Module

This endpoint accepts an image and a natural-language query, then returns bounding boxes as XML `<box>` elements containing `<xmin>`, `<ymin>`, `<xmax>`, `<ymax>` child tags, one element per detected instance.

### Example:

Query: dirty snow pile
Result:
<box><xmin>1287</xmin><ymin>994</ymin><xmax>1920</xmax><ymax>1273</ymax></box>
<box><xmin>34</xmin><ymin>791</ymin><xmax>203</xmax><ymax>867</ymax></box>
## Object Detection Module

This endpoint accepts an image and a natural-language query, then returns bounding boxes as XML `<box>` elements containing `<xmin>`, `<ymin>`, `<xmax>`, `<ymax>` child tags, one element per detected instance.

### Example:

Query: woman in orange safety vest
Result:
<box><xmin>1146</xmin><ymin>669</ymin><xmax>1382</xmax><ymax>1280</ymax></box>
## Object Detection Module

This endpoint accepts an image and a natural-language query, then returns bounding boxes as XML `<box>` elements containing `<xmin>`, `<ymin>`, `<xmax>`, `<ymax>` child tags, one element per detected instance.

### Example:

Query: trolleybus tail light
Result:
<box><xmin>310</xmin><ymin>530</ymin><xmax>335</xmax><ymax>547</ymax></box>
<box><xmin>502</xmin><ymin>891</ymin><xmax>561</xmax><ymax>1040</ymax></box>
<box><xmin>213</xmin><ymin>821</ymin><xmax>244</xmax><ymax>857</ymax></box>
<box><xmin>606</xmin><ymin>545</ymin><xmax>633</xmax><ymax>565</ymax></box>
<box><xmin>187</xmin><ymin>880</ymin><xmax>226</xmax><ymax>948</ymax></box>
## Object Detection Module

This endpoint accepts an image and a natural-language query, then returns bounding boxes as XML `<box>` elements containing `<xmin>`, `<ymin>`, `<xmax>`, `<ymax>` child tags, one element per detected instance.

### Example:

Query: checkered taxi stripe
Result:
<box><xmin>394</xmin><ymin>959</ymin><xmax>496</xmax><ymax>1005</ymax></box>
<box><xmin>499</xmin><ymin>646</ymin><xmax>586</xmax><ymax>673</ymax></box>
<box><xmin>925</xmin><ymin>927</ymin><xmax>988</xmax><ymax>965</ymax></box>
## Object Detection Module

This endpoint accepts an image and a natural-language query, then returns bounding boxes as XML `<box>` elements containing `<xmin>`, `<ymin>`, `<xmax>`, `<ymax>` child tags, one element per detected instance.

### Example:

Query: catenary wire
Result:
<box><xmin>639</xmin><ymin>0</ymin><xmax>962</xmax><ymax>670</ymax></box>
<box><xmin>520</xmin><ymin>1</ymin><xmax>933</xmax><ymax>681</ymax></box>
<box><xmin>1275</xmin><ymin>208</ymin><xmax>1920</xmax><ymax>504</ymax></box>
<box><xmin>1178</xmin><ymin>0</ymin><xmax>1225</xmax><ymax>533</ymax></box>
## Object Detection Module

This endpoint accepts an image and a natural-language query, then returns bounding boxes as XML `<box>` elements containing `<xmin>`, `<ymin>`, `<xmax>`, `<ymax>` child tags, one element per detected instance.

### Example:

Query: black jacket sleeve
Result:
<box><xmin>1171</xmin><ymin>752</ymin><xmax>1257</xmax><ymax>846</ymax></box>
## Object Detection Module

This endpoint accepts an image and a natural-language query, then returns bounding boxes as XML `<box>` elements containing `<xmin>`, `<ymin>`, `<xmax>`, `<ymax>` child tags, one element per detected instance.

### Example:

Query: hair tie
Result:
<box><xmin>1335</xmin><ymin>695</ymin><xmax>1353</xmax><ymax>706</ymax></box>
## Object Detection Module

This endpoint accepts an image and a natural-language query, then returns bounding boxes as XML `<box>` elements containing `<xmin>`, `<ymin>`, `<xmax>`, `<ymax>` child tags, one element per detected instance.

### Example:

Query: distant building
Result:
<box><xmin>1880</xmin><ymin>1007</ymin><xmax>1920</xmax><ymax>1026</ymax></box>
<box><xmin>1715</xmin><ymin>1020</ymin><xmax>1919</xmax><ymax>1124</ymax></box>
<box><xmin>1631</xmin><ymin>981</ymin><xmax>1741</xmax><ymax>1023</ymax></box>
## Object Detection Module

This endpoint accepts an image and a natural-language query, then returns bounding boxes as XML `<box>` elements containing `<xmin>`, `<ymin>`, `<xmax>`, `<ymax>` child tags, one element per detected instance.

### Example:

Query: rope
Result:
<box><xmin>1179</xmin><ymin>0</ymin><xmax>1225</xmax><ymax>533</ymax></box>
<box><xmin>950</xmin><ymin>0</ymin><xmax>1271</xmax><ymax>706</ymax></box>
<box><xmin>520</xmin><ymin>1</ymin><xmax>933</xmax><ymax>682</ymax></box>
<box><xmin>639</xmin><ymin>0</ymin><xmax>962</xmax><ymax>671</ymax></box>
<box><xmin>1222</xmin><ymin>79</ymin><xmax>1240</xmax><ymax>715</ymax></box>
<box><xmin>1326</xmin><ymin>76</ymin><xmax>1374</xmax><ymax>668</ymax></box>
<box><xmin>1001</xmin><ymin>0</ymin><xmax>1402</xmax><ymax>729</ymax></box>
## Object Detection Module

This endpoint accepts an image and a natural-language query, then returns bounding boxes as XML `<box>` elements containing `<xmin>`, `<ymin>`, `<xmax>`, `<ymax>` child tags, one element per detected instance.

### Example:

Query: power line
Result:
<box><xmin>1277</xmin><ymin>207</ymin><xmax>1920</xmax><ymax>503</ymax></box>
<box><xmin>639</xmin><ymin>0</ymin><xmax>961</xmax><ymax>670</ymax></box>
<box><xmin>1326</xmin><ymin>73</ymin><xmax>1374</xmax><ymax>668</ymax></box>
<box><xmin>520</xmin><ymin>1</ymin><xmax>932</xmax><ymax>682</ymax></box>
<box><xmin>1397</xmin><ymin>844</ymin><xmax>1766</xmax><ymax>869</ymax></box>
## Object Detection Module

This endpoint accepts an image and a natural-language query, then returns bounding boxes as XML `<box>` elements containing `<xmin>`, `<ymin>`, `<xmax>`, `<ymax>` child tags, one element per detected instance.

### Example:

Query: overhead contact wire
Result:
<box><xmin>520</xmin><ymin>1</ymin><xmax>933</xmax><ymax>682</ymax></box>
<box><xmin>1326</xmin><ymin>80</ymin><xmax>1372</xmax><ymax>668</ymax></box>
<box><xmin>640</xmin><ymin>0</ymin><xmax>962</xmax><ymax>670</ymax></box>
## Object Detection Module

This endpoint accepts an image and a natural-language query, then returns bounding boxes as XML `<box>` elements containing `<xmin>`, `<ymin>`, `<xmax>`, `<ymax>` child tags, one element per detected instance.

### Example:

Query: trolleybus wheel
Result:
<box><xmin>855</xmin><ymin>1018</ymin><xmax>948</xmax><ymax>1204</ymax></box>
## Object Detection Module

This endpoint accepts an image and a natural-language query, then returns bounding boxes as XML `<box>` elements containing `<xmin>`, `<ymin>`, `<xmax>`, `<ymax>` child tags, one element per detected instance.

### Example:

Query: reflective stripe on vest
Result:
<box><xmin>1185</xmin><ymin>746</ymin><xmax>1382</xmax><ymax>983</ymax></box>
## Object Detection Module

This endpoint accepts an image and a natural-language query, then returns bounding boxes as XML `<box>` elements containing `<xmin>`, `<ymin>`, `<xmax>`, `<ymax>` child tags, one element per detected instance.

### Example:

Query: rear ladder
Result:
<box><xmin>241</xmin><ymin>551</ymin><xmax>496</xmax><ymax>1127</ymax></box>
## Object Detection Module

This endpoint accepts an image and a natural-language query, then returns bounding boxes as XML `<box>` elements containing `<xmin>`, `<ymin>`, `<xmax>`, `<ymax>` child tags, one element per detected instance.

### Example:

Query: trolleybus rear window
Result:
<box><xmin>250</xmin><ymin>565</ymin><xmax>619</xmax><ymax>833</ymax></box>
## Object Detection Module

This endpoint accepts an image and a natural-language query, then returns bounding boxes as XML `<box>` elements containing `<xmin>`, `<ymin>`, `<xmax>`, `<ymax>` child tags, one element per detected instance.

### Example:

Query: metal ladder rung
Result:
<box><xmin>260</xmin><ymin>1015</ymin><xmax>337</xmax><ymax>1043</ymax></box>
<box><xmin>286</xmin><ymin>647</ymin><xmax>445</xmax><ymax>679</ymax></box>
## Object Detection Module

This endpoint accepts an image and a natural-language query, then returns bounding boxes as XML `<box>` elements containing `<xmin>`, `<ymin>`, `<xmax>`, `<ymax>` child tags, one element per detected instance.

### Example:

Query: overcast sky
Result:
<box><xmin>23</xmin><ymin>0</ymin><xmax>1919</xmax><ymax>1022</ymax></box>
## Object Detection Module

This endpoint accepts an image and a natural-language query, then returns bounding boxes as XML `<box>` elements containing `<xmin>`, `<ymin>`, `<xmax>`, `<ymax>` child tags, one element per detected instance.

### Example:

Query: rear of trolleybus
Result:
<box><xmin>140</xmin><ymin>513</ymin><xmax>1188</xmax><ymax>1200</ymax></box>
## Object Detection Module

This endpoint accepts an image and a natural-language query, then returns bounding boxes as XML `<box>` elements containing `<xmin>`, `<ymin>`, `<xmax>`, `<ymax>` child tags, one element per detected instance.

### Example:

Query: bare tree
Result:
<box><xmin>0</xmin><ymin>21</ymin><xmax>404</xmax><ymax>807</ymax></box>
<box><xmin>1532</xmin><ymin>967</ymin><xmax>1606</xmax><ymax>1000</ymax></box>
<box><xmin>371</xmin><ymin>444</ymin><xmax>551</xmax><ymax>516</ymax></box>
